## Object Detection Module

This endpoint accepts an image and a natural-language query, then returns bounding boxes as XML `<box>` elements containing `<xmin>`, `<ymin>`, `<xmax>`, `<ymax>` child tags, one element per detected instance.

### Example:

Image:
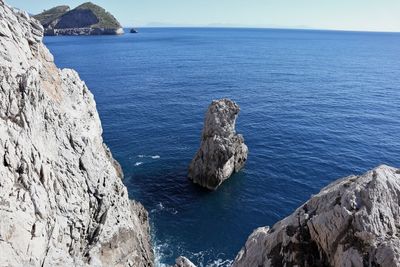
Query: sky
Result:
<box><xmin>7</xmin><ymin>0</ymin><xmax>400</xmax><ymax>32</ymax></box>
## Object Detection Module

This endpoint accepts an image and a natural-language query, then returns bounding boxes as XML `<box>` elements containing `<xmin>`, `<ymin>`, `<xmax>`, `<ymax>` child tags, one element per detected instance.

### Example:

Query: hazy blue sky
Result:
<box><xmin>7</xmin><ymin>0</ymin><xmax>400</xmax><ymax>32</ymax></box>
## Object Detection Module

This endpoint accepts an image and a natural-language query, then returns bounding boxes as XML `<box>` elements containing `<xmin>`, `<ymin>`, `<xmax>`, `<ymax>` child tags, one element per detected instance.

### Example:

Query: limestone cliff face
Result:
<box><xmin>188</xmin><ymin>99</ymin><xmax>248</xmax><ymax>190</ymax></box>
<box><xmin>0</xmin><ymin>2</ymin><xmax>153</xmax><ymax>266</ymax></box>
<box><xmin>233</xmin><ymin>165</ymin><xmax>400</xmax><ymax>267</ymax></box>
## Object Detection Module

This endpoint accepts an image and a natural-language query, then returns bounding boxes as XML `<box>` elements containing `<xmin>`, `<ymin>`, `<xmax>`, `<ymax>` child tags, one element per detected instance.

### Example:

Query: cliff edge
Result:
<box><xmin>0</xmin><ymin>1</ymin><xmax>152</xmax><ymax>266</ymax></box>
<box><xmin>233</xmin><ymin>165</ymin><xmax>400</xmax><ymax>267</ymax></box>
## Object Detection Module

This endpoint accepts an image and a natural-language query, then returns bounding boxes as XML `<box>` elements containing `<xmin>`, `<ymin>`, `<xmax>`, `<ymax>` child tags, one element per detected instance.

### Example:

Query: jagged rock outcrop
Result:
<box><xmin>34</xmin><ymin>2</ymin><xmax>124</xmax><ymax>36</ymax></box>
<box><xmin>0</xmin><ymin>2</ymin><xmax>153</xmax><ymax>266</ymax></box>
<box><xmin>233</xmin><ymin>165</ymin><xmax>400</xmax><ymax>267</ymax></box>
<box><xmin>188</xmin><ymin>99</ymin><xmax>248</xmax><ymax>190</ymax></box>
<box><xmin>173</xmin><ymin>256</ymin><xmax>197</xmax><ymax>267</ymax></box>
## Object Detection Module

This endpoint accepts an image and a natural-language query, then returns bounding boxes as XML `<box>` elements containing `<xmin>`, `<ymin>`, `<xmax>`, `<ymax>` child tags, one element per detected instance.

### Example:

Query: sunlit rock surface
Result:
<box><xmin>188</xmin><ymin>99</ymin><xmax>248</xmax><ymax>190</ymax></box>
<box><xmin>0</xmin><ymin>2</ymin><xmax>153</xmax><ymax>266</ymax></box>
<box><xmin>233</xmin><ymin>165</ymin><xmax>400</xmax><ymax>267</ymax></box>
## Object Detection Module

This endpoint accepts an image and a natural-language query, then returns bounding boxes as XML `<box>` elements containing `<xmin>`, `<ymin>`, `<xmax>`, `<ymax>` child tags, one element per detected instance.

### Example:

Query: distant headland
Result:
<box><xmin>33</xmin><ymin>2</ymin><xmax>124</xmax><ymax>36</ymax></box>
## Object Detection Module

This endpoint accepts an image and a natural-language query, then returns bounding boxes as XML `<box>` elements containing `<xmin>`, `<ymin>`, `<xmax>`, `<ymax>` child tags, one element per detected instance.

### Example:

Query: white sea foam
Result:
<box><xmin>171</xmin><ymin>209</ymin><xmax>178</xmax><ymax>215</ymax></box>
<box><xmin>207</xmin><ymin>258</ymin><xmax>233</xmax><ymax>267</ymax></box>
<box><xmin>157</xmin><ymin>202</ymin><xmax>165</xmax><ymax>210</ymax></box>
<box><xmin>151</xmin><ymin>202</ymin><xmax>178</xmax><ymax>215</ymax></box>
<box><xmin>137</xmin><ymin>154</ymin><xmax>161</xmax><ymax>159</ymax></box>
<box><xmin>153</xmin><ymin>242</ymin><xmax>170</xmax><ymax>267</ymax></box>
<box><xmin>134</xmin><ymin>162</ymin><xmax>143</xmax><ymax>166</ymax></box>
<box><xmin>153</xmin><ymin>239</ymin><xmax>233</xmax><ymax>267</ymax></box>
<box><xmin>152</xmin><ymin>230</ymin><xmax>175</xmax><ymax>267</ymax></box>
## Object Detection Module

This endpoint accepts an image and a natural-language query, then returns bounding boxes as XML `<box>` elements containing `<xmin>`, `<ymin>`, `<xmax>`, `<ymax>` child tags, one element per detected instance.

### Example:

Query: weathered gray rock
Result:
<box><xmin>188</xmin><ymin>99</ymin><xmax>248</xmax><ymax>190</ymax></box>
<box><xmin>233</xmin><ymin>165</ymin><xmax>400</xmax><ymax>267</ymax></box>
<box><xmin>0</xmin><ymin>1</ymin><xmax>153</xmax><ymax>266</ymax></box>
<box><xmin>174</xmin><ymin>256</ymin><xmax>197</xmax><ymax>267</ymax></box>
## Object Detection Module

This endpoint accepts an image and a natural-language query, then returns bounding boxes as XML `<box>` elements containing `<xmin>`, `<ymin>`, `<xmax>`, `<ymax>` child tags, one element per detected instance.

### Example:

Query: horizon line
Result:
<box><xmin>122</xmin><ymin>25</ymin><xmax>400</xmax><ymax>34</ymax></box>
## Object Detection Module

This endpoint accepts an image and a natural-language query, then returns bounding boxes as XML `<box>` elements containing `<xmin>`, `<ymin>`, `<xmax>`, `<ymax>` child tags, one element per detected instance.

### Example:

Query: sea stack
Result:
<box><xmin>188</xmin><ymin>99</ymin><xmax>248</xmax><ymax>190</ymax></box>
<box><xmin>233</xmin><ymin>165</ymin><xmax>400</xmax><ymax>267</ymax></box>
<box><xmin>130</xmin><ymin>28</ymin><xmax>138</xmax><ymax>33</ymax></box>
<box><xmin>34</xmin><ymin>2</ymin><xmax>124</xmax><ymax>36</ymax></box>
<box><xmin>0</xmin><ymin>2</ymin><xmax>152</xmax><ymax>266</ymax></box>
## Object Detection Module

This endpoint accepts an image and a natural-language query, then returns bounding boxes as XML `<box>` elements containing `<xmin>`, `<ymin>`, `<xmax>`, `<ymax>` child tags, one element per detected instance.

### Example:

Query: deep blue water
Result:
<box><xmin>45</xmin><ymin>28</ymin><xmax>400</xmax><ymax>266</ymax></box>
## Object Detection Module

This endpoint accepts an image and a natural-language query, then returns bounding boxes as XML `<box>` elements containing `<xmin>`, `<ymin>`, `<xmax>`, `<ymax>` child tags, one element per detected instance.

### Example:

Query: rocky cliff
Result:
<box><xmin>0</xmin><ymin>1</ymin><xmax>152</xmax><ymax>266</ymax></box>
<box><xmin>188</xmin><ymin>99</ymin><xmax>248</xmax><ymax>190</ymax></box>
<box><xmin>34</xmin><ymin>2</ymin><xmax>124</xmax><ymax>36</ymax></box>
<box><xmin>233</xmin><ymin>165</ymin><xmax>400</xmax><ymax>267</ymax></box>
<box><xmin>174</xmin><ymin>256</ymin><xmax>196</xmax><ymax>267</ymax></box>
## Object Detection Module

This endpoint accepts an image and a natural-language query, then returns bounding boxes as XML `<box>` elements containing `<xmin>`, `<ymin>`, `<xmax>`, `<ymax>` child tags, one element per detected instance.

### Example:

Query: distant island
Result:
<box><xmin>34</xmin><ymin>2</ymin><xmax>124</xmax><ymax>36</ymax></box>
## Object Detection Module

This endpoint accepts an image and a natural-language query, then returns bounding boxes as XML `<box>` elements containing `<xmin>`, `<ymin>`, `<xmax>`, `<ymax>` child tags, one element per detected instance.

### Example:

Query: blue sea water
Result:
<box><xmin>45</xmin><ymin>28</ymin><xmax>400</xmax><ymax>266</ymax></box>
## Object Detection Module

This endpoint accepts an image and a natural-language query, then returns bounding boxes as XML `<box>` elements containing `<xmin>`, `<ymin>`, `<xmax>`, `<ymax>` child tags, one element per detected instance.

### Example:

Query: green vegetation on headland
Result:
<box><xmin>33</xmin><ymin>2</ymin><xmax>123</xmax><ymax>36</ymax></box>
<box><xmin>33</xmin><ymin>5</ymin><xmax>70</xmax><ymax>28</ymax></box>
<box><xmin>73</xmin><ymin>2</ymin><xmax>121</xmax><ymax>29</ymax></box>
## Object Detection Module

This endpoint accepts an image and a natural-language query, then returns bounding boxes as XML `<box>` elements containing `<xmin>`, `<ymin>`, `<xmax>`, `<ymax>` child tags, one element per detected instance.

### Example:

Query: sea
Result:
<box><xmin>44</xmin><ymin>28</ymin><xmax>400</xmax><ymax>266</ymax></box>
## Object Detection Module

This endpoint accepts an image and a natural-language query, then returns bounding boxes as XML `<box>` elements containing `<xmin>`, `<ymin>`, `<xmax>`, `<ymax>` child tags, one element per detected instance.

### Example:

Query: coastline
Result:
<box><xmin>0</xmin><ymin>1</ymin><xmax>398</xmax><ymax>266</ymax></box>
<box><xmin>43</xmin><ymin>25</ymin><xmax>400</xmax><ymax>266</ymax></box>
